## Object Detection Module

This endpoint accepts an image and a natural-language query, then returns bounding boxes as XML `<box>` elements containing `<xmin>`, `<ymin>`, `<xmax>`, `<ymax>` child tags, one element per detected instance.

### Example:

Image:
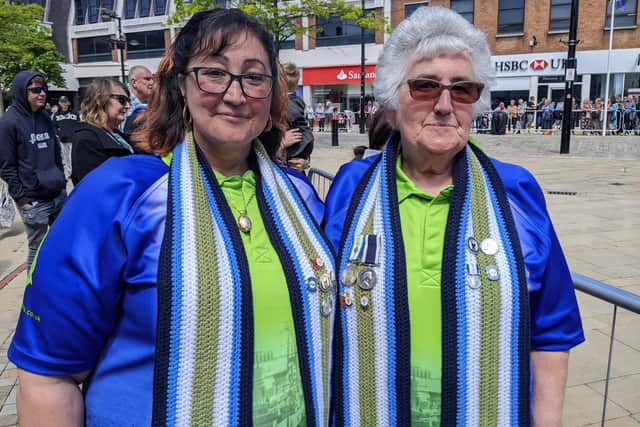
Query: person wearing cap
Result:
<box><xmin>52</xmin><ymin>95</ymin><xmax>79</xmax><ymax>179</ymax></box>
<box><xmin>0</xmin><ymin>71</ymin><xmax>66</xmax><ymax>268</ymax></box>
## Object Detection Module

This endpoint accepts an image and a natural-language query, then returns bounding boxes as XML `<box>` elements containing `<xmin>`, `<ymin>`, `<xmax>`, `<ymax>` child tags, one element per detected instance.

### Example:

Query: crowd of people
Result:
<box><xmin>1</xmin><ymin>6</ymin><xmax>585</xmax><ymax>427</ymax></box>
<box><xmin>477</xmin><ymin>94</ymin><xmax>639</xmax><ymax>134</ymax></box>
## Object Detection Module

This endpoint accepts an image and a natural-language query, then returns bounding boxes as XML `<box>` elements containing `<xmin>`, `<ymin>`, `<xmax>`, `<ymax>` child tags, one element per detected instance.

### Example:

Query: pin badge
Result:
<box><xmin>311</xmin><ymin>257</ymin><xmax>324</xmax><ymax>271</ymax></box>
<box><xmin>306</xmin><ymin>277</ymin><xmax>318</xmax><ymax>292</ymax></box>
<box><xmin>486</xmin><ymin>265</ymin><xmax>500</xmax><ymax>281</ymax></box>
<box><xmin>341</xmin><ymin>264</ymin><xmax>358</xmax><ymax>287</ymax></box>
<box><xmin>467</xmin><ymin>237</ymin><xmax>480</xmax><ymax>253</ymax></box>
<box><xmin>466</xmin><ymin>276</ymin><xmax>481</xmax><ymax>290</ymax></box>
<box><xmin>357</xmin><ymin>268</ymin><xmax>377</xmax><ymax>290</ymax></box>
<box><xmin>360</xmin><ymin>295</ymin><xmax>370</xmax><ymax>310</ymax></box>
<box><xmin>340</xmin><ymin>290</ymin><xmax>354</xmax><ymax>308</ymax></box>
<box><xmin>319</xmin><ymin>272</ymin><xmax>333</xmax><ymax>292</ymax></box>
<box><xmin>321</xmin><ymin>295</ymin><xmax>334</xmax><ymax>317</ymax></box>
<box><xmin>480</xmin><ymin>238</ymin><xmax>499</xmax><ymax>256</ymax></box>
<box><xmin>466</xmin><ymin>262</ymin><xmax>480</xmax><ymax>276</ymax></box>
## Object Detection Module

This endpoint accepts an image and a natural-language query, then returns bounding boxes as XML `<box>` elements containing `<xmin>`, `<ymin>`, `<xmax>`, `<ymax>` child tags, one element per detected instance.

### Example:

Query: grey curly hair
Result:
<box><xmin>373</xmin><ymin>6</ymin><xmax>494</xmax><ymax>115</ymax></box>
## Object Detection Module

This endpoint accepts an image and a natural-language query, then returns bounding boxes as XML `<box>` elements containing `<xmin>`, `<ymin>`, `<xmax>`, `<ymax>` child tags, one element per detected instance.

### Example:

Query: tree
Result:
<box><xmin>0</xmin><ymin>2</ymin><xmax>66</xmax><ymax>116</ymax></box>
<box><xmin>169</xmin><ymin>0</ymin><xmax>388</xmax><ymax>53</ymax></box>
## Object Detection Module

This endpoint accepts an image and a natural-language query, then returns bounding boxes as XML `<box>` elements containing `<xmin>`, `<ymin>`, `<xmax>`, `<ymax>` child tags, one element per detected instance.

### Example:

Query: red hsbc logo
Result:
<box><xmin>530</xmin><ymin>59</ymin><xmax>549</xmax><ymax>70</ymax></box>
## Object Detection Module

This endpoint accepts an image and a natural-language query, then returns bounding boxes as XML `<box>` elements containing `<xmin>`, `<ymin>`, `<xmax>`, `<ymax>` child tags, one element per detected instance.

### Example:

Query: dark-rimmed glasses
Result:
<box><xmin>406</xmin><ymin>78</ymin><xmax>484</xmax><ymax>104</ymax></box>
<box><xmin>110</xmin><ymin>94</ymin><xmax>131</xmax><ymax>106</ymax></box>
<box><xmin>188</xmin><ymin>67</ymin><xmax>273</xmax><ymax>99</ymax></box>
<box><xmin>27</xmin><ymin>86</ymin><xmax>47</xmax><ymax>95</ymax></box>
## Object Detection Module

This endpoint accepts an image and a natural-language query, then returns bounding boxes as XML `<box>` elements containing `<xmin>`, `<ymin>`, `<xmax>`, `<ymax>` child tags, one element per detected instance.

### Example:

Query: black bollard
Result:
<box><xmin>331</xmin><ymin>118</ymin><xmax>339</xmax><ymax>146</ymax></box>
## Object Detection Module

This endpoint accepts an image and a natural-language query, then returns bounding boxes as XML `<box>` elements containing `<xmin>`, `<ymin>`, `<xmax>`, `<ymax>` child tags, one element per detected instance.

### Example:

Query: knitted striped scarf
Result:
<box><xmin>152</xmin><ymin>138</ymin><xmax>335</xmax><ymax>426</ymax></box>
<box><xmin>333</xmin><ymin>134</ymin><xmax>531</xmax><ymax>426</ymax></box>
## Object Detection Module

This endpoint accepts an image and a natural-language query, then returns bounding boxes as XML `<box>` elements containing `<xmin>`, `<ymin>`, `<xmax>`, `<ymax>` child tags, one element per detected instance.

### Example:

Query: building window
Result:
<box><xmin>405</xmin><ymin>2</ymin><xmax>428</xmax><ymax>18</ymax></box>
<box><xmin>497</xmin><ymin>0</ymin><xmax>524</xmax><ymax>34</ymax></box>
<box><xmin>279</xmin><ymin>34</ymin><xmax>295</xmax><ymax>50</ymax></box>
<box><xmin>124</xmin><ymin>0</ymin><xmax>167</xmax><ymax>19</ymax></box>
<box><xmin>77</xmin><ymin>35</ymin><xmax>113</xmax><ymax>62</ymax></box>
<box><xmin>451</xmin><ymin>0</ymin><xmax>473</xmax><ymax>24</ymax></box>
<box><xmin>22</xmin><ymin>0</ymin><xmax>46</xmax><ymax>6</ymax></box>
<box><xmin>549</xmin><ymin>0</ymin><xmax>571</xmax><ymax>31</ymax></box>
<box><xmin>125</xmin><ymin>30</ymin><xmax>165</xmax><ymax>59</ymax></box>
<box><xmin>74</xmin><ymin>0</ymin><xmax>114</xmax><ymax>25</ymax></box>
<box><xmin>316</xmin><ymin>11</ymin><xmax>375</xmax><ymax>47</ymax></box>
<box><xmin>605</xmin><ymin>0</ymin><xmax>637</xmax><ymax>28</ymax></box>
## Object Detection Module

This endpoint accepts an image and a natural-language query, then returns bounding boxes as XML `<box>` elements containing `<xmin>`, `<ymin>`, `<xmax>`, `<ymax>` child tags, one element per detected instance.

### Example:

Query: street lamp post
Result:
<box><xmin>359</xmin><ymin>0</ymin><xmax>366</xmax><ymax>134</ymax></box>
<box><xmin>100</xmin><ymin>9</ymin><xmax>126</xmax><ymax>83</ymax></box>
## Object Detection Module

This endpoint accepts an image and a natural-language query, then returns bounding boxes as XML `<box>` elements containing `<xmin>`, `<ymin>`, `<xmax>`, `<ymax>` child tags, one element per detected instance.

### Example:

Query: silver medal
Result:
<box><xmin>321</xmin><ymin>295</ymin><xmax>334</xmax><ymax>317</ymax></box>
<box><xmin>357</xmin><ymin>268</ymin><xmax>377</xmax><ymax>290</ymax></box>
<box><xmin>341</xmin><ymin>265</ymin><xmax>358</xmax><ymax>287</ymax></box>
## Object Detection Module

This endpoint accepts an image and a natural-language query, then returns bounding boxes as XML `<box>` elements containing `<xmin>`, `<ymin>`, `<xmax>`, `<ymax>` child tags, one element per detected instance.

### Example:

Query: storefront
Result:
<box><xmin>301</xmin><ymin>64</ymin><xmax>377</xmax><ymax>114</ymax></box>
<box><xmin>490</xmin><ymin>48</ymin><xmax>640</xmax><ymax>108</ymax></box>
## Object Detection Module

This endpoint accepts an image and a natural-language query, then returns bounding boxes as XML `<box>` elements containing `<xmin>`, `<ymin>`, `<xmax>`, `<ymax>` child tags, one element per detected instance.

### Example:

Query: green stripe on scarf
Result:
<box><xmin>188</xmin><ymin>139</ymin><xmax>221</xmax><ymax>425</ymax></box>
<box><xmin>468</xmin><ymin>153</ymin><xmax>500</xmax><ymax>426</ymax></box>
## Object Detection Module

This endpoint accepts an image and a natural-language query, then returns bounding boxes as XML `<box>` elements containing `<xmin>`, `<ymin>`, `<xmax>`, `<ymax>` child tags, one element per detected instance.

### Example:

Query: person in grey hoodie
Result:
<box><xmin>0</xmin><ymin>71</ymin><xmax>66</xmax><ymax>268</ymax></box>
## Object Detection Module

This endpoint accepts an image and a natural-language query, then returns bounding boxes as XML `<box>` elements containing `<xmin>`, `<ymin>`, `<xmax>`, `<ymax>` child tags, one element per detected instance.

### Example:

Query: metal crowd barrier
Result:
<box><xmin>471</xmin><ymin>108</ymin><xmax>639</xmax><ymax>135</ymax></box>
<box><xmin>571</xmin><ymin>272</ymin><xmax>640</xmax><ymax>427</ymax></box>
<box><xmin>306</xmin><ymin>167</ymin><xmax>640</xmax><ymax>426</ymax></box>
<box><xmin>307</xmin><ymin>167</ymin><xmax>335</xmax><ymax>201</ymax></box>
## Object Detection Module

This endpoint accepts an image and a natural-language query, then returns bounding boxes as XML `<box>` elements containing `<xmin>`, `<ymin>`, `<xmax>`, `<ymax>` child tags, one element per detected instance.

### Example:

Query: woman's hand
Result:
<box><xmin>282</xmin><ymin>129</ymin><xmax>302</xmax><ymax>148</ymax></box>
<box><xmin>287</xmin><ymin>157</ymin><xmax>310</xmax><ymax>173</ymax></box>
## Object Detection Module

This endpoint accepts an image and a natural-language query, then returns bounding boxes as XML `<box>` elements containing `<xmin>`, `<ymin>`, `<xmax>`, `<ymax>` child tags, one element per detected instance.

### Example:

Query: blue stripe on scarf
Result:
<box><xmin>258</xmin><ymin>169</ymin><xmax>322</xmax><ymax>420</ymax></box>
<box><xmin>199</xmin><ymin>162</ymin><xmax>245</xmax><ymax>417</ymax></box>
<box><xmin>471</xmin><ymin>144</ymin><xmax>530</xmax><ymax>426</ymax></box>
<box><xmin>480</xmin><ymin>163</ymin><xmax>519</xmax><ymax>425</ymax></box>
<box><xmin>166</xmin><ymin>144</ymin><xmax>184</xmax><ymax>426</ymax></box>
<box><xmin>379</xmin><ymin>149</ymin><xmax>399</xmax><ymax>423</ymax></box>
<box><xmin>455</xmin><ymin>150</ymin><xmax>473</xmax><ymax>426</ymax></box>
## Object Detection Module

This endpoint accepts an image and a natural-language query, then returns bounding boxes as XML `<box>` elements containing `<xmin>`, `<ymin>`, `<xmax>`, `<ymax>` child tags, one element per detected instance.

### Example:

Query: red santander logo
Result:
<box><xmin>530</xmin><ymin>59</ymin><xmax>549</xmax><ymax>71</ymax></box>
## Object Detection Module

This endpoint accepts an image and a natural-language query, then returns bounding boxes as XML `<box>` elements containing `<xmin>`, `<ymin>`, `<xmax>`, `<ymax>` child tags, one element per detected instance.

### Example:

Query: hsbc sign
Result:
<box><xmin>494</xmin><ymin>57</ymin><xmax>566</xmax><ymax>74</ymax></box>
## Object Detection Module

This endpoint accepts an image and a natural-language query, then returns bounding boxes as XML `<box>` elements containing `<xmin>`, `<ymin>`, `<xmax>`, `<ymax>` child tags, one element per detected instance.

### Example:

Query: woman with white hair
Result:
<box><xmin>324</xmin><ymin>7</ymin><xmax>584</xmax><ymax>426</ymax></box>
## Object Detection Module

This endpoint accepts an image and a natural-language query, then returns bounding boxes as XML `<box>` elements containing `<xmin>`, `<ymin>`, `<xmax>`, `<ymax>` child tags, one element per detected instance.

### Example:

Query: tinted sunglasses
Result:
<box><xmin>406</xmin><ymin>78</ymin><xmax>484</xmax><ymax>104</ymax></box>
<box><xmin>110</xmin><ymin>94</ymin><xmax>131</xmax><ymax>106</ymax></box>
<box><xmin>27</xmin><ymin>86</ymin><xmax>47</xmax><ymax>95</ymax></box>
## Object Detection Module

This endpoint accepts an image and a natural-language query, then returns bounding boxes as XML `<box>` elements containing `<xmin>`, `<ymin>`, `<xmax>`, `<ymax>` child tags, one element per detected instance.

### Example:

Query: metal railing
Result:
<box><xmin>308</xmin><ymin>167</ymin><xmax>335</xmax><ymax>201</ymax></box>
<box><xmin>307</xmin><ymin>168</ymin><xmax>640</xmax><ymax>427</ymax></box>
<box><xmin>472</xmin><ymin>108</ymin><xmax>640</xmax><ymax>135</ymax></box>
<box><xmin>571</xmin><ymin>272</ymin><xmax>640</xmax><ymax>427</ymax></box>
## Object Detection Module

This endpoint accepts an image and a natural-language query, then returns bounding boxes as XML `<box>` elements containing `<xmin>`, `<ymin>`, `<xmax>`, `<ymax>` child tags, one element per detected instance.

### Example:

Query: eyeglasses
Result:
<box><xmin>406</xmin><ymin>78</ymin><xmax>484</xmax><ymax>104</ymax></box>
<box><xmin>188</xmin><ymin>67</ymin><xmax>273</xmax><ymax>99</ymax></box>
<box><xmin>110</xmin><ymin>94</ymin><xmax>131</xmax><ymax>106</ymax></box>
<box><xmin>27</xmin><ymin>86</ymin><xmax>47</xmax><ymax>95</ymax></box>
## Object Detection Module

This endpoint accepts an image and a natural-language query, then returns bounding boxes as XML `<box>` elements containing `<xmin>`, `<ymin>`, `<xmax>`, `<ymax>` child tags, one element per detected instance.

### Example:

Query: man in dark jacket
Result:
<box><xmin>281</xmin><ymin>63</ymin><xmax>313</xmax><ymax>173</ymax></box>
<box><xmin>52</xmin><ymin>96</ymin><xmax>79</xmax><ymax>179</ymax></box>
<box><xmin>0</xmin><ymin>71</ymin><xmax>66</xmax><ymax>268</ymax></box>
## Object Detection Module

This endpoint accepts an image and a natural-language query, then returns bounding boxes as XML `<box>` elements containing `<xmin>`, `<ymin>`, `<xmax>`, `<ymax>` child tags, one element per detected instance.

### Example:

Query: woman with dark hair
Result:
<box><xmin>10</xmin><ymin>9</ymin><xmax>334</xmax><ymax>426</ymax></box>
<box><xmin>71</xmin><ymin>78</ymin><xmax>134</xmax><ymax>184</ymax></box>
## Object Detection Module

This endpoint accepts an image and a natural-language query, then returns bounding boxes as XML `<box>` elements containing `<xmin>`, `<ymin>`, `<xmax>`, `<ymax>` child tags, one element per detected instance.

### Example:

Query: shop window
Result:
<box><xmin>126</xmin><ymin>30</ymin><xmax>165</xmax><ymax>59</ymax></box>
<box><xmin>74</xmin><ymin>0</ymin><xmax>114</xmax><ymax>25</ymax></box>
<box><xmin>605</xmin><ymin>0</ymin><xmax>637</xmax><ymax>28</ymax></box>
<box><xmin>497</xmin><ymin>0</ymin><xmax>524</xmax><ymax>35</ymax></box>
<box><xmin>451</xmin><ymin>0</ymin><xmax>474</xmax><ymax>24</ymax></box>
<box><xmin>76</xmin><ymin>35</ymin><xmax>113</xmax><ymax>62</ymax></box>
<box><xmin>549</xmin><ymin>0</ymin><xmax>571</xmax><ymax>31</ymax></box>
<box><xmin>124</xmin><ymin>0</ymin><xmax>167</xmax><ymax>19</ymax></box>
<box><xmin>316</xmin><ymin>10</ymin><xmax>375</xmax><ymax>47</ymax></box>
<box><xmin>405</xmin><ymin>2</ymin><xmax>428</xmax><ymax>18</ymax></box>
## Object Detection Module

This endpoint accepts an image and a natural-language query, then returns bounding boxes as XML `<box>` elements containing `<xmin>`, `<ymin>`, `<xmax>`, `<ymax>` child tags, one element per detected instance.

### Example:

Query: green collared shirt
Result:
<box><xmin>213</xmin><ymin>168</ymin><xmax>306</xmax><ymax>425</ymax></box>
<box><xmin>396</xmin><ymin>156</ymin><xmax>452</xmax><ymax>425</ymax></box>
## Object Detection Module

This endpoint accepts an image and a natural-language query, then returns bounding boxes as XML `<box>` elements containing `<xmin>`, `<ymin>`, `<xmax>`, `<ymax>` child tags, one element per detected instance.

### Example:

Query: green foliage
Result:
<box><xmin>0</xmin><ymin>3</ymin><xmax>65</xmax><ymax>92</ymax></box>
<box><xmin>169</xmin><ymin>0</ymin><xmax>388</xmax><ymax>52</ymax></box>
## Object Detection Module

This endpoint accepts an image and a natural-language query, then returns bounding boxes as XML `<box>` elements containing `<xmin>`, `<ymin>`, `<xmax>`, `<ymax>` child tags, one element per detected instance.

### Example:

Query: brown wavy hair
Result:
<box><xmin>133</xmin><ymin>9</ymin><xmax>286</xmax><ymax>157</ymax></box>
<box><xmin>80</xmin><ymin>78</ymin><xmax>129</xmax><ymax>129</ymax></box>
